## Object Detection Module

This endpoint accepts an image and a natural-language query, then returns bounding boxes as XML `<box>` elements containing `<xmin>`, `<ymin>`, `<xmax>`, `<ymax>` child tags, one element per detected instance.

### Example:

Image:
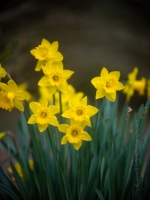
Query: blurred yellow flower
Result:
<box><xmin>0</xmin><ymin>80</ymin><xmax>27</xmax><ymax>111</ymax></box>
<box><xmin>0</xmin><ymin>132</ymin><xmax>6</xmax><ymax>140</ymax></box>
<box><xmin>30</xmin><ymin>39</ymin><xmax>63</xmax><ymax>71</ymax></box>
<box><xmin>18</xmin><ymin>82</ymin><xmax>33</xmax><ymax>102</ymax></box>
<box><xmin>91</xmin><ymin>67</ymin><xmax>124</xmax><ymax>102</ymax></box>
<box><xmin>58</xmin><ymin>120</ymin><xmax>92</xmax><ymax>150</ymax></box>
<box><xmin>38</xmin><ymin>84</ymin><xmax>84</xmax><ymax>113</ymax></box>
<box><xmin>7</xmin><ymin>160</ymin><xmax>34</xmax><ymax>181</ymax></box>
<box><xmin>28</xmin><ymin>99</ymin><xmax>59</xmax><ymax>132</ymax></box>
<box><xmin>62</xmin><ymin>96</ymin><xmax>98</xmax><ymax>127</ymax></box>
<box><xmin>0</xmin><ymin>64</ymin><xmax>7</xmax><ymax>79</ymax></box>
<box><xmin>38</xmin><ymin>61</ymin><xmax>74</xmax><ymax>94</ymax></box>
<box><xmin>123</xmin><ymin>67</ymin><xmax>146</xmax><ymax>101</ymax></box>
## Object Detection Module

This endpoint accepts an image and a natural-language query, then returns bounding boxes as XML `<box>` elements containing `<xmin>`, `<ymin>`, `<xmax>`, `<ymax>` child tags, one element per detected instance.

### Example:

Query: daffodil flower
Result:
<box><xmin>58</xmin><ymin>120</ymin><xmax>92</xmax><ymax>150</ymax></box>
<box><xmin>123</xmin><ymin>67</ymin><xmax>146</xmax><ymax>101</ymax></box>
<box><xmin>30</xmin><ymin>39</ymin><xmax>63</xmax><ymax>71</ymax></box>
<box><xmin>28</xmin><ymin>99</ymin><xmax>59</xmax><ymax>132</ymax></box>
<box><xmin>91</xmin><ymin>67</ymin><xmax>124</xmax><ymax>102</ymax></box>
<box><xmin>0</xmin><ymin>80</ymin><xmax>27</xmax><ymax>111</ymax></box>
<box><xmin>62</xmin><ymin>96</ymin><xmax>98</xmax><ymax>127</ymax></box>
<box><xmin>38</xmin><ymin>61</ymin><xmax>74</xmax><ymax>94</ymax></box>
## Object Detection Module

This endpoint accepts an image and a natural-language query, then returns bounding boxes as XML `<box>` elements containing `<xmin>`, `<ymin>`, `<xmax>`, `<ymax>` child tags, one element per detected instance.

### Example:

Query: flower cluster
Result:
<box><xmin>3</xmin><ymin>38</ymin><xmax>149</xmax><ymax>150</ymax></box>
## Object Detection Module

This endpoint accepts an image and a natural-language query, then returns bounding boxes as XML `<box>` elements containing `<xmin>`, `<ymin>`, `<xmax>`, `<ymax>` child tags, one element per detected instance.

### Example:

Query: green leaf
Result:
<box><xmin>0</xmin><ymin>183</ymin><xmax>20</xmax><ymax>200</ymax></box>
<box><xmin>96</xmin><ymin>188</ymin><xmax>105</xmax><ymax>200</ymax></box>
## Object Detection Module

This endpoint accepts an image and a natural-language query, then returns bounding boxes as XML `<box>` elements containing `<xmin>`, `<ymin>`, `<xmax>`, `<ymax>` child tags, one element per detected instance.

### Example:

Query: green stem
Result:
<box><xmin>47</xmin><ymin>127</ymin><xmax>65</xmax><ymax>200</ymax></box>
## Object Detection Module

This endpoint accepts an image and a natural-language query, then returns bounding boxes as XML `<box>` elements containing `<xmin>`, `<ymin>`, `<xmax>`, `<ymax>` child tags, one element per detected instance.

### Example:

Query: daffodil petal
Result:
<box><xmin>62</xmin><ymin>109</ymin><xmax>72</xmax><ymax>118</ymax></box>
<box><xmin>73</xmin><ymin>142</ymin><xmax>82</xmax><ymax>150</ymax></box>
<box><xmin>58</xmin><ymin>124</ymin><xmax>69</xmax><ymax>133</ymax></box>
<box><xmin>96</xmin><ymin>88</ymin><xmax>105</xmax><ymax>99</ymax></box>
<box><xmin>29</xmin><ymin>102</ymin><xmax>41</xmax><ymax>113</ymax></box>
<box><xmin>49</xmin><ymin>105</ymin><xmax>59</xmax><ymax>114</ymax></box>
<box><xmin>38</xmin><ymin>124</ymin><xmax>48</xmax><ymax>132</ymax></box>
<box><xmin>109</xmin><ymin>71</ymin><xmax>120</xmax><ymax>80</ymax></box>
<box><xmin>52</xmin><ymin>51</ymin><xmax>63</xmax><ymax>62</ymax></box>
<box><xmin>28</xmin><ymin>115</ymin><xmax>36</xmax><ymax>124</ymax></box>
<box><xmin>14</xmin><ymin>100</ymin><xmax>24</xmax><ymax>111</ymax></box>
<box><xmin>42</xmin><ymin>61</ymin><xmax>53</xmax><ymax>75</ymax></box>
<box><xmin>0</xmin><ymin>82</ymin><xmax>9</xmax><ymax>92</ymax></box>
<box><xmin>61</xmin><ymin>135</ymin><xmax>68</xmax><ymax>144</ymax></box>
<box><xmin>35</xmin><ymin>60</ymin><xmax>45</xmax><ymax>71</ymax></box>
<box><xmin>41</xmin><ymin>39</ymin><xmax>51</xmax><ymax>48</ymax></box>
<box><xmin>49</xmin><ymin>116</ymin><xmax>59</xmax><ymax>126</ymax></box>
<box><xmin>91</xmin><ymin>77</ymin><xmax>102</xmax><ymax>89</ymax></box>
<box><xmin>16</xmin><ymin>91</ymin><xmax>27</xmax><ymax>100</ymax></box>
<box><xmin>63</xmin><ymin>70</ymin><xmax>74</xmax><ymax>80</ymax></box>
<box><xmin>51</xmin><ymin>41</ymin><xmax>58</xmax><ymax>53</ymax></box>
<box><xmin>82</xmin><ymin>131</ymin><xmax>92</xmax><ymax>141</ymax></box>
<box><xmin>8</xmin><ymin>80</ymin><xmax>18</xmax><ymax>92</ymax></box>
<box><xmin>38</xmin><ymin>76</ymin><xmax>50</xmax><ymax>87</ymax></box>
<box><xmin>87</xmin><ymin>105</ymin><xmax>99</xmax><ymax>117</ymax></box>
<box><xmin>101</xmin><ymin>67</ymin><xmax>108</xmax><ymax>80</ymax></box>
<box><xmin>58</xmin><ymin>81</ymin><xmax>69</xmax><ymax>93</ymax></box>
<box><xmin>105</xmin><ymin>92</ymin><xmax>116</xmax><ymax>102</ymax></box>
<box><xmin>115</xmin><ymin>82</ymin><xmax>125</xmax><ymax>90</ymax></box>
<box><xmin>81</xmin><ymin>96</ymin><xmax>87</xmax><ymax>105</ymax></box>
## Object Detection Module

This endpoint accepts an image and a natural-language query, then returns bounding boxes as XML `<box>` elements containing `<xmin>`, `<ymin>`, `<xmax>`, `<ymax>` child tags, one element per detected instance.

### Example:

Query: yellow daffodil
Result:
<box><xmin>38</xmin><ymin>61</ymin><xmax>74</xmax><ymax>94</ymax></box>
<box><xmin>38</xmin><ymin>84</ymin><xmax>84</xmax><ymax>112</ymax></box>
<box><xmin>91</xmin><ymin>67</ymin><xmax>124</xmax><ymax>102</ymax></box>
<box><xmin>147</xmin><ymin>79</ymin><xmax>150</xmax><ymax>98</ymax></box>
<box><xmin>28</xmin><ymin>99</ymin><xmax>59</xmax><ymax>132</ymax></box>
<box><xmin>0</xmin><ymin>64</ymin><xmax>7</xmax><ymax>79</ymax></box>
<box><xmin>30</xmin><ymin>39</ymin><xmax>63</xmax><ymax>71</ymax></box>
<box><xmin>0</xmin><ymin>80</ymin><xmax>27</xmax><ymax>111</ymax></box>
<box><xmin>0</xmin><ymin>132</ymin><xmax>6</xmax><ymax>140</ymax></box>
<box><xmin>62</xmin><ymin>96</ymin><xmax>98</xmax><ymax>127</ymax></box>
<box><xmin>18</xmin><ymin>82</ymin><xmax>33</xmax><ymax>102</ymax></box>
<box><xmin>123</xmin><ymin>67</ymin><xmax>146</xmax><ymax>101</ymax></box>
<box><xmin>7</xmin><ymin>160</ymin><xmax>34</xmax><ymax>181</ymax></box>
<box><xmin>58</xmin><ymin>120</ymin><xmax>92</xmax><ymax>150</ymax></box>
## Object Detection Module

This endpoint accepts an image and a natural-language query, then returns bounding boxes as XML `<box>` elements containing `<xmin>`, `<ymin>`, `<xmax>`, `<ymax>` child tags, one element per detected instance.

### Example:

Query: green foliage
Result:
<box><xmin>0</xmin><ymin>98</ymin><xmax>150</xmax><ymax>200</ymax></box>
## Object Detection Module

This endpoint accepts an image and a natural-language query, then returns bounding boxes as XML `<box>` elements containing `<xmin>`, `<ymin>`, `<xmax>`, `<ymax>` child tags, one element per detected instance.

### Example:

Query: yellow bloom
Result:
<box><xmin>38</xmin><ymin>84</ymin><xmax>84</xmax><ymax>113</ymax></box>
<box><xmin>62</xmin><ymin>96</ymin><xmax>99</xmax><ymax>127</ymax></box>
<box><xmin>133</xmin><ymin>78</ymin><xmax>146</xmax><ymax>96</ymax></box>
<box><xmin>0</xmin><ymin>80</ymin><xmax>27</xmax><ymax>111</ymax></box>
<box><xmin>91</xmin><ymin>67</ymin><xmax>124</xmax><ymax>102</ymax></box>
<box><xmin>0</xmin><ymin>132</ymin><xmax>6</xmax><ymax>140</ymax></box>
<box><xmin>147</xmin><ymin>80</ymin><xmax>150</xmax><ymax>98</ymax></box>
<box><xmin>123</xmin><ymin>67</ymin><xmax>146</xmax><ymax>101</ymax></box>
<box><xmin>28</xmin><ymin>99</ymin><xmax>59</xmax><ymax>132</ymax></box>
<box><xmin>8</xmin><ymin>162</ymin><xmax>24</xmax><ymax>180</ymax></box>
<box><xmin>30</xmin><ymin>39</ymin><xmax>63</xmax><ymax>71</ymax></box>
<box><xmin>58</xmin><ymin>121</ymin><xmax>92</xmax><ymax>150</ymax></box>
<box><xmin>0</xmin><ymin>64</ymin><xmax>7</xmax><ymax>79</ymax></box>
<box><xmin>7</xmin><ymin>160</ymin><xmax>34</xmax><ymax>180</ymax></box>
<box><xmin>18</xmin><ymin>82</ymin><xmax>33</xmax><ymax>102</ymax></box>
<box><xmin>38</xmin><ymin>61</ymin><xmax>74</xmax><ymax>94</ymax></box>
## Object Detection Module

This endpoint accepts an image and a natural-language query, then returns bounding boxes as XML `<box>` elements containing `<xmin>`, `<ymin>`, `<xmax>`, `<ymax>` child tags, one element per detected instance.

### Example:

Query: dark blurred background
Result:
<box><xmin>0</xmin><ymin>0</ymin><xmax>150</xmax><ymax>131</ymax></box>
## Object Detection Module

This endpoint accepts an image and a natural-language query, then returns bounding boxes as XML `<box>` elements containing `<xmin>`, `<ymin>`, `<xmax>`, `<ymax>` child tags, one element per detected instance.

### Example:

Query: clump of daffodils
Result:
<box><xmin>0</xmin><ymin>39</ymin><xmax>150</xmax><ymax>200</ymax></box>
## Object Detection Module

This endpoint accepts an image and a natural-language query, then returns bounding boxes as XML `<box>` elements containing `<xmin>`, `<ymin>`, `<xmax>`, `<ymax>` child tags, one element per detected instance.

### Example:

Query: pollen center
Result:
<box><xmin>41</xmin><ymin>112</ymin><xmax>47</xmax><ymax>118</ymax></box>
<box><xmin>106</xmin><ymin>81</ymin><xmax>111</xmax><ymax>88</ymax></box>
<box><xmin>53</xmin><ymin>75</ymin><xmax>59</xmax><ymax>81</ymax></box>
<box><xmin>77</xmin><ymin>109</ymin><xmax>83</xmax><ymax>115</ymax></box>
<box><xmin>71</xmin><ymin>130</ymin><xmax>78</xmax><ymax>136</ymax></box>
